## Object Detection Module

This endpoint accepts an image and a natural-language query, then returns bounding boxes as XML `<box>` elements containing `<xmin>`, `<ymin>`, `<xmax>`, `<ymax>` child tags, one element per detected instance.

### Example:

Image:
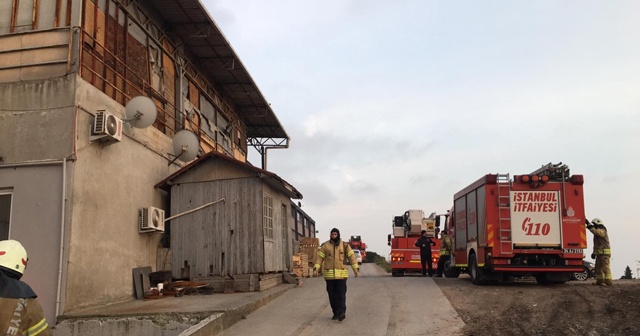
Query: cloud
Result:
<box><xmin>213</xmin><ymin>0</ymin><xmax>640</xmax><ymax>275</ymax></box>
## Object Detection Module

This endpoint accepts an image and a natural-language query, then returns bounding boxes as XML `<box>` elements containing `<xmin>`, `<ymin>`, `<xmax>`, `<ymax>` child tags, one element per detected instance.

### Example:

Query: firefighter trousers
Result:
<box><xmin>326</xmin><ymin>279</ymin><xmax>347</xmax><ymax>316</ymax></box>
<box><xmin>595</xmin><ymin>255</ymin><xmax>612</xmax><ymax>285</ymax></box>
<box><xmin>436</xmin><ymin>255</ymin><xmax>450</xmax><ymax>277</ymax></box>
<box><xmin>420</xmin><ymin>253</ymin><xmax>433</xmax><ymax>276</ymax></box>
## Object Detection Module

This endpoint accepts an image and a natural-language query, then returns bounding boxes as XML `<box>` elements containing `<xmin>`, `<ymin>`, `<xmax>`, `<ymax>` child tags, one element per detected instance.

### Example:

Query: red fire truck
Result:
<box><xmin>443</xmin><ymin>163</ymin><xmax>587</xmax><ymax>284</ymax></box>
<box><xmin>348</xmin><ymin>235</ymin><xmax>367</xmax><ymax>263</ymax></box>
<box><xmin>387</xmin><ymin>210</ymin><xmax>446</xmax><ymax>277</ymax></box>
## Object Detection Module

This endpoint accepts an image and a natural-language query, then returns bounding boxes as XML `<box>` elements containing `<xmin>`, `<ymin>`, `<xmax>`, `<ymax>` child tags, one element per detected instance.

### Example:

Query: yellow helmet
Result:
<box><xmin>591</xmin><ymin>218</ymin><xmax>604</xmax><ymax>226</ymax></box>
<box><xmin>0</xmin><ymin>240</ymin><xmax>28</xmax><ymax>275</ymax></box>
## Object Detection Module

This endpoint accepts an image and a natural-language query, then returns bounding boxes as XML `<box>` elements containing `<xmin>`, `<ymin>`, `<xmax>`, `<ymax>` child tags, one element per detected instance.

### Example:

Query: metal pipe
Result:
<box><xmin>55</xmin><ymin>158</ymin><xmax>67</xmax><ymax>317</ymax></box>
<box><xmin>164</xmin><ymin>198</ymin><xmax>226</xmax><ymax>222</ymax></box>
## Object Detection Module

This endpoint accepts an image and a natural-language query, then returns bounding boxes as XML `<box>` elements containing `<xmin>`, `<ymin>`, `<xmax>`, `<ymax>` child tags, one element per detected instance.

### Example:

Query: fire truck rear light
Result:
<box><xmin>541</xmin><ymin>175</ymin><xmax>549</xmax><ymax>182</ymax></box>
<box><xmin>531</xmin><ymin>175</ymin><xmax>540</xmax><ymax>182</ymax></box>
<box><xmin>521</xmin><ymin>175</ymin><xmax>530</xmax><ymax>183</ymax></box>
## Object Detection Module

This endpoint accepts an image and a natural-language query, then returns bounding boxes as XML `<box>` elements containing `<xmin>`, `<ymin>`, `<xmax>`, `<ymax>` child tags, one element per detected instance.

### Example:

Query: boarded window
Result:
<box><xmin>263</xmin><ymin>194</ymin><xmax>274</xmax><ymax>239</ymax></box>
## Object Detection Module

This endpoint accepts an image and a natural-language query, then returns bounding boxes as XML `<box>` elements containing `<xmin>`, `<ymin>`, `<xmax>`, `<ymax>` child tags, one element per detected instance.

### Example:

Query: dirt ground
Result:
<box><xmin>435</xmin><ymin>275</ymin><xmax>640</xmax><ymax>336</ymax></box>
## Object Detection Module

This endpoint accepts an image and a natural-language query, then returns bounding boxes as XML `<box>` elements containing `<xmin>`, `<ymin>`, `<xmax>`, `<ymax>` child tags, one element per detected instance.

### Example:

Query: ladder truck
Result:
<box><xmin>348</xmin><ymin>235</ymin><xmax>367</xmax><ymax>263</ymax></box>
<box><xmin>387</xmin><ymin>210</ymin><xmax>446</xmax><ymax>277</ymax></box>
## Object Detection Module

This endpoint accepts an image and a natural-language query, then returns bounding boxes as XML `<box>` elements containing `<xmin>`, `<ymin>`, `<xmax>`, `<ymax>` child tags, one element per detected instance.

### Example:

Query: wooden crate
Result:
<box><xmin>300</xmin><ymin>246</ymin><xmax>318</xmax><ymax>266</ymax></box>
<box><xmin>292</xmin><ymin>253</ymin><xmax>309</xmax><ymax>278</ymax></box>
<box><xmin>300</xmin><ymin>237</ymin><xmax>320</xmax><ymax>247</ymax></box>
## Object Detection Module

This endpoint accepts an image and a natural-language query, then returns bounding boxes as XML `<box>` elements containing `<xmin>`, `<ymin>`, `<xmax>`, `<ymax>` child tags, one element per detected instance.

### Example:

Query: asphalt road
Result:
<box><xmin>219</xmin><ymin>263</ymin><xmax>465</xmax><ymax>336</ymax></box>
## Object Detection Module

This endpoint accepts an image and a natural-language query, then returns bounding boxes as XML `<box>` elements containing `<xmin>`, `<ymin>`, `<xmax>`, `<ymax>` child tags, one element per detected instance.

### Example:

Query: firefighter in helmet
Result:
<box><xmin>435</xmin><ymin>230</ymin><xmax>452</xmax><ymax>278</ymax></box>
<box><xmin>0</xmin><ymin>239</ymin><xmax>53</xmax><ymax>335</ymax></box>
<box><xmin>585</xmin><ymin>218</ymin><xmax>612</xmax><ymax>286</ymax></box>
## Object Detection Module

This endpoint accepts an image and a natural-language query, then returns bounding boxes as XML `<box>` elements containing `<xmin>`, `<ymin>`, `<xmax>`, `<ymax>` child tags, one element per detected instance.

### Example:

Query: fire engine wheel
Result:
<box><xmin>469</xmin><ymin>254</ymin><xmax>485</xmax><ymax>285</ymax></box>
<box><xmin>444</xmin><ymin>260</ymin><xmax>460</xmax><ymax>278</ymax></box>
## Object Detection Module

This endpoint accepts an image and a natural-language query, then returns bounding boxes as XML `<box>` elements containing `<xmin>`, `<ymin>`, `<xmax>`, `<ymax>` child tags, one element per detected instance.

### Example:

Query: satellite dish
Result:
<box><xmin>125</xmin><ymin>96</ymin><xmax>157</xmax><ymax>128</ymax></box>
<box><xmin>171</xmin><ymin>130</ymin><xmax>199</xmax><ymax>162</ymax></box>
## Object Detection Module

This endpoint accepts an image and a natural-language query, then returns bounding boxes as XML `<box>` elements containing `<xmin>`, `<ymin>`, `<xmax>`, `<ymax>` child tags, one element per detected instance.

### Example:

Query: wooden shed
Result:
<box><xmin>155</xmin><ymin>152</ymin><xmax>302</xmax><ymax>291</ymax></box>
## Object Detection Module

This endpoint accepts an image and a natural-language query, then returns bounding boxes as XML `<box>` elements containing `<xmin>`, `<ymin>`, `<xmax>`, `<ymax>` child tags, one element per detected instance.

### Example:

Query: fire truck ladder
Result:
<box><xmin>496</xmin><ymin>174</ymin><xmax>513</xmax><ymax>254</ymax></box>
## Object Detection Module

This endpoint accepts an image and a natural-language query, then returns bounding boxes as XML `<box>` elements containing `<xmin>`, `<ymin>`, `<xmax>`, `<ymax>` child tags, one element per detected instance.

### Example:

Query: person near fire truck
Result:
<box><xmin>314</xmin><ymin>228</ymin><xmax>359</xmax><ymax>321</ymax></box>
<box><xmin>415</xmin><ymin>230</ymin><xmax>436</xmax><ymax>277</ymax></box>
<box><xmin>586</xmin><ymin>218</ymin><xmax>612</xmax><ymax>286</ymax></box>
<box><xmin>435</xmin><ymin>230</ymin><xmax>452</xmax><ymax>278</ymax></box>
<box><xmin>0</xmin><ymin>239</ymin><xmax>53</xmax><ymax>336</ymax></box>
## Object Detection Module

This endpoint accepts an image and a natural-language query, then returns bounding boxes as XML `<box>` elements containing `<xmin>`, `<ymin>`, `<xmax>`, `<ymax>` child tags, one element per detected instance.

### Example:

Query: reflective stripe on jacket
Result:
<box><xmin>589</xmin><ymin>226</ymin><xmax>611</xmax><ymax>256</ymax></box>
<box><xmin>0</xmin><ymin>297</ymin><xmax>52</xmax><ymax>336</ymax></box>
<box><xmin>314</xmin><ymin>240</ymin><xmax>358</xmax><ymax>280</ymax></box>
<box><xmin>440</xmin><ymin>236</ymin><xmax>452</xmax><ymax>256</ymax></box>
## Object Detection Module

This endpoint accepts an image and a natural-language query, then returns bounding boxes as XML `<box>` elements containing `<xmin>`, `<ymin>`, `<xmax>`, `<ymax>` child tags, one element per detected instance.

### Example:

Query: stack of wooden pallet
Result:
<box><xmin>299</xmin><ymin>237</ymin><xmax>320</xmax><ymax>276</ymax></box>
<box><xmin>292</xmin><ymin>253</ymin><xmax>309</xmax><ymax>278</ymax></box>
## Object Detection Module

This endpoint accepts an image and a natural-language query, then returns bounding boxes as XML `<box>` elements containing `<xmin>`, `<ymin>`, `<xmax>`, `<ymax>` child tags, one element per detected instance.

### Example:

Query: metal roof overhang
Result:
<box><xmin>148</xmin><ymin>0</ymin><xmax>289</xmax><ymax>143</ymax></box>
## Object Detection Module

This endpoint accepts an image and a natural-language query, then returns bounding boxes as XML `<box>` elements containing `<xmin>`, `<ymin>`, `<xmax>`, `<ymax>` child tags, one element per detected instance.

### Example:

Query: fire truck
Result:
<box><xmin>443</xmin><ymin>163</ymin><xmax>587</xmax><ymax>285</ymax></box>
<box><xmin>387</xmin><ymin>210</ymin><xmax>446</xmax><ymax>277</ymax></box>
<box><xmin>348</xmin><ymin>235</ymin><xmax>367</xmax><ymax>263</ymax></box>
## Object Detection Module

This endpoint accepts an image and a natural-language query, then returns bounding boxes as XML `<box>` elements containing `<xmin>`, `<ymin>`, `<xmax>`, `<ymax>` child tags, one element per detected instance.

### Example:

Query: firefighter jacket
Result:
<box><xmin>440</xmin><ymin>235</ymin><xmax>452</xmax><ymax>256</ymax></box>
<box><xmin>415</xmin><ymin>237</ymin><xmax>435</xmax><ymax>255</ymax></box>
<box><xmin>588</xmin><ymin>225</ymin><xmax>611</xmax><ymax>256</ymax></box>
<box><xmin>314</xmin><ymin>240</ymin><xmax>358</xmax><ymax>280</ymax></box>
<box><xmin>0</xmin><ymin>272</ymin><xmax>52</xmax><ymax>336</ymax></box>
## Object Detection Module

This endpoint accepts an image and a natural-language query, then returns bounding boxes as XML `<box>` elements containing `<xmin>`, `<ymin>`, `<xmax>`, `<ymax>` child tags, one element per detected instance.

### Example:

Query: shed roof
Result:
<box><xmin>148</xmin><ymin>0</ymin><xmax>287</xmax><ymax>140</ymax></box>
<box><xmin>155</xmin><ymin>151</ymin><xmax>303</xmax><ymax>199</ymax></box>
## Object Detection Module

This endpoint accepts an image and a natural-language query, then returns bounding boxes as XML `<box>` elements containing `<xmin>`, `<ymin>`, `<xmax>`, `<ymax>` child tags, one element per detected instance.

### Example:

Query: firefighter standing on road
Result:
<box><xmin>586</xmin><ymin>218</ymin><xmax>612</xmax><ymax>286</ymax></box>
<box><xmin>314</xmin><ymin>228</ymin><xmax>359</xmax><ymax>322</ymax></box>
<box><xmin>415</xmin><ymin>230</ymin><xmax>436</xmax><ymax>277</ymax></box>
<box><xmin>0</xmin><ymin>239</ymin><xmax>52</xmax><ymax>336</ymax></box>
<box><xmin>435</xmin><ymin>230</ymin><xmax>452</xmax><ymax>278</ymax></box>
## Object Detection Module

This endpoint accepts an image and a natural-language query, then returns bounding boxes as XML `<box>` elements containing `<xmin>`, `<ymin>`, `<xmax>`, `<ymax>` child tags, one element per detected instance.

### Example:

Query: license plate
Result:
<box><xmin>410</xmin><ymin>255</ymin><xmax>421</xmax><ymax>260</ymax></box>
<box><xmin>563</xmin><ymin>248</ymin><xmax>583</xmax><ymax>254</ymax></box>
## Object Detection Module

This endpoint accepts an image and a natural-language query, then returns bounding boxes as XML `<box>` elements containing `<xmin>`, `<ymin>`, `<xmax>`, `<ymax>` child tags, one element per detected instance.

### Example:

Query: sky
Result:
<box><xmin>204</xmin><ymin>1</ymin><xmax>640</xmax><ymax>278</ymax></box>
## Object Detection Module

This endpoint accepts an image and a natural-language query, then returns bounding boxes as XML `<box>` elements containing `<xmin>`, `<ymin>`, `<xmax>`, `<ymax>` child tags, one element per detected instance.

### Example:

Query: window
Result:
<box><xmin>0</xmin><ymin>193</ymin><xmax>12</xmax><ymax>240</ymax></box>
<box><xmin>281</xmin><ymin>205</ymin><xmax>287</xmax><ymax>239</ymax></box>
<box><xmin>263</xmin><ymin>194</ymin><xmax>274</xmax><ymax>239</ymax></box>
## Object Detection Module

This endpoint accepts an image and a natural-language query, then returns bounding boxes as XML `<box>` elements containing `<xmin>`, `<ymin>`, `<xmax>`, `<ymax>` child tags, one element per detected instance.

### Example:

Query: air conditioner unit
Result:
<box><xmin>90</xmin><ymin>110</ymin><xmax>123</xmax><ymax>143</ymax></box>
<box><xmin>140</xmin><ymin>206</ymin><xmax>165</xmax><ymax>233</ymax></box>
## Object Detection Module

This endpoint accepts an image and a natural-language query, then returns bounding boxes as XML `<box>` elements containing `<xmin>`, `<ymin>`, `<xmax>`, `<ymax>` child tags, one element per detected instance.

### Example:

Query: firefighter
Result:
<box><xmin>586</xmin><ymin>218</ymin><xmax>612</xmax><ymax>286</ymax></box>
<box><xmin>0</xmin><ymin>239</ymin><xmax>53</xmax><ymax>335</ymax></box>
<box><xmin>313</xmin><ymin>228</ymin><xmax>359</xmax><ymax>321</ymax></box>
<box><xmin>415</xmin><ymin>230</ymin><xmax>436</xmax><ymax>277</ymax></box>
<box><xmin>435</xmin><ymin>230</ymin><xmax>452</xmax><ymax>278</ymax></box>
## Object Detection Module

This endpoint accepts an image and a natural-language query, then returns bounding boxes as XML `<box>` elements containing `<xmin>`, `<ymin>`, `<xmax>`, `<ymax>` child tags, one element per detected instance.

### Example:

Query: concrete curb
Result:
<box><xmin>53</xmin><ymin>283</ymin><xmax>297</xmax><ymax>336</ymax></box>
<box><xmin>180</xmin><ymin>284</ymin><xmax>295</xmax><ymax>336</ymax></box>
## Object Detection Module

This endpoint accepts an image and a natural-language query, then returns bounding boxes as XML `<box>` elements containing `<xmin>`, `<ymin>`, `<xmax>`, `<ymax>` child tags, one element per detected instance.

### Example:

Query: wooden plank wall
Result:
<box><xmin>262</xmin><ymin>182</ymin><xmax>292</xmax><ymax>273</ymax></box>
<box><xmin>0</xmin><ymin>0</ymin><xmax>73</xmax><ymax>35</ymax></box>
<box><xmin>171</xmin><ymin>178</ymin><xmax>265</xmax><ymax>279</ymax></box>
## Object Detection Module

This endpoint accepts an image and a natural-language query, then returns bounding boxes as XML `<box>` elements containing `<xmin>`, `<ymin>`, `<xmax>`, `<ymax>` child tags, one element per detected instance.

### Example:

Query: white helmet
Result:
<box><xmin>0</xmin><ymin>240</ymin><xmax>28</xmax><ymax>275</ymax></box>
<box><xmin>591</xmin><ymin>218</ymin><xmax>604</xmax><ymax>226</ymax></box>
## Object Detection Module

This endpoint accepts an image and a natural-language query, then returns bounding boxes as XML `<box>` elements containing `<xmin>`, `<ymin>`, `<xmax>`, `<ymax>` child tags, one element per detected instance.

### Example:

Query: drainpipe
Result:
<box><xmin>55</xmin><ymin>158</ymin><xmax>67</xmax><ymax>317</ymax></box>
